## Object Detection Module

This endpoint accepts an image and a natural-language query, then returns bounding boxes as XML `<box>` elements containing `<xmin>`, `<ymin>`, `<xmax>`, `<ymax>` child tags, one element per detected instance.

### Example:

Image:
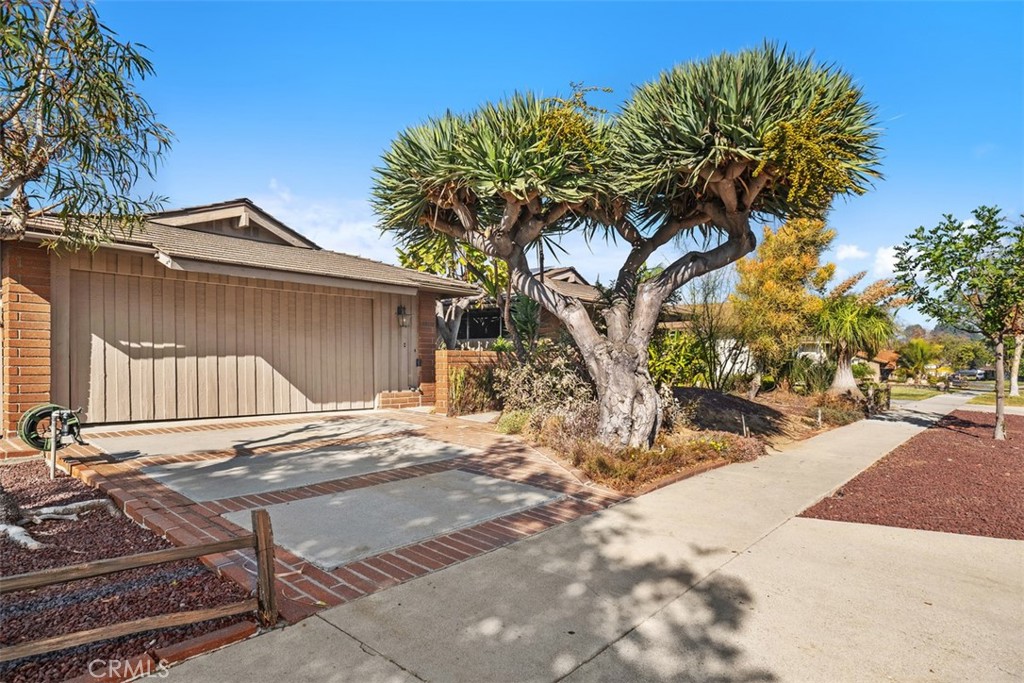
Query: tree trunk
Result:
<box><xmin>828</xmin><ymin>347</ymin><xmax>864</xmax><ymax>400</ymax></box>
<box><xmin>501</xmin><ymin>286</ymin><xmax>527</xmax><ymax>361</ymax></box>
<box><xmin>436</xmin><ymin>295</ymin><xmax>482</xmax><ymax>349</ymax></box>
<box><xmin>592</xmin><ymin>344</ymin><xmax>661</xmax><ymax>448</ymax></box>
<box><xmin>1010</xmin><ymin>334</ymin><xmax>1022</xmax><ymax>398</ymax></box>
<box><xmin>994</xmin><ymin>336</ymin><xmax>1006</xmax><ymax>441</ymax></box>
<box><xmin>747</xmin><ymin>369</ymin><xmax>761</xmax><ymax>400</ymax></box>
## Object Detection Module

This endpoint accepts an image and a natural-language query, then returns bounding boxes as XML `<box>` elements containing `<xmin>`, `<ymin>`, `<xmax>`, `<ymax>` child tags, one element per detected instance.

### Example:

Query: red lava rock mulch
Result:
<box><xmin>1</xmin><ymin>460</ymin><xmax>256</xmax><ymax>683</ymax></box>
<box><xmin>802</xmin><ymin>410</ymin><xmax>1023</xmax><ymax>540</ymax></box>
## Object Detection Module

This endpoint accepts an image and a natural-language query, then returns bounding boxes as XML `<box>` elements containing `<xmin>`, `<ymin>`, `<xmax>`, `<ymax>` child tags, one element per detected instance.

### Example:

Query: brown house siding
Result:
<box><xmin>1</xmin><ymin>243</ymin><xmax>52</xmax><ymax>436</ymax></box>
<box><xmin>2</xmin><ymin>242</ymin><xmax>453</xmax><ymax>434</ymax></box>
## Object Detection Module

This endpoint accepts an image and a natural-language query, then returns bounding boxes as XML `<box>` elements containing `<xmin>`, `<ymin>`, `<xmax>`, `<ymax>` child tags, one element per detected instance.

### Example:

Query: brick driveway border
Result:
<box><xmin>57</xmin><ymin>410</ymin><xmax>627</xmax><ymax>624</ymax></box>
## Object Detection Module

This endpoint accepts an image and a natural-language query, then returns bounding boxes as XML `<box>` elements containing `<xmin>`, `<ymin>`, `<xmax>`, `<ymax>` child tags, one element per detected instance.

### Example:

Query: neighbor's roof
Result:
<box><xmin>536</xmin><ymin>267</ymin><xmax>603</xmax><ymax>303</ymax></box>
<box><xmin>544</xmin><ymin>277</ymin><xmax>603</xmax><ymax>304</ymax></box>
<box><xmin>855</xmin><ymin>349</ymin><xmax>901</xmax><ymax>365</ymax></box>
<box><xmin>22</xmin><ymin>211</ymin><xmax>479</xmax><ymax>297</ymax></box>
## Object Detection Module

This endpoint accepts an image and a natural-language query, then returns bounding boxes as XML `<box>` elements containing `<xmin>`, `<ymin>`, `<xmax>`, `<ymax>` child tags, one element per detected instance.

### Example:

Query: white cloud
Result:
<box><xmin>254</xmin><ymin>180</ymin><xmax>398</xmax><ymax>265</ymax></box>
<box><xmin>835</xmin><ymin>244</ymin><xmax>868</xmax><ymax>261</ymax></box>
<box><xmin>872</xmin><ymin>246</ymin><xmax>898</xmax><ymax>277</ymax></box>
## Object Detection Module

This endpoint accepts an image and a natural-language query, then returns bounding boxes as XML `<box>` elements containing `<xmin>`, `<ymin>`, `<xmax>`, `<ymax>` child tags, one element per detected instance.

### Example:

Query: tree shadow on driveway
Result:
<box><xmin>316</xmin><ymin>501</ymin><xmax>777</xmax><ymax>683</ymax></box>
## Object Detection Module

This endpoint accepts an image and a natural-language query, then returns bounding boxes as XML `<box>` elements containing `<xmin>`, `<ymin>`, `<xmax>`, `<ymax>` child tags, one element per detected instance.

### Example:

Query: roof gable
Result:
<box><xmin>148</xmin><ymin>198</ymin><xmax>319</xmax><ymax>249</ymax></box>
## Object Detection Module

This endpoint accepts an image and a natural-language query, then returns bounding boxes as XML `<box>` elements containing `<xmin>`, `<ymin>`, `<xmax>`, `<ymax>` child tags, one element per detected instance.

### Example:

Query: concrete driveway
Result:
<box><xmin>72</xmin><ymin>410</ymin><xmax>622</xmax><ymax>622</ymax></box>
<box><xmin>156</xmin><ymin>395</ymin><xmax>1024</xmax><ymax>682</ymax></box>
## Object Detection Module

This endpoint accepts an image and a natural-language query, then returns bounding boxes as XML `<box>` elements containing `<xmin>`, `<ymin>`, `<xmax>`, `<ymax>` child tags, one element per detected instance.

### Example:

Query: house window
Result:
<box><xmin>458</xmin><ymin>308</ymin><xmax>502</xmax><ymax>340</ymax></box>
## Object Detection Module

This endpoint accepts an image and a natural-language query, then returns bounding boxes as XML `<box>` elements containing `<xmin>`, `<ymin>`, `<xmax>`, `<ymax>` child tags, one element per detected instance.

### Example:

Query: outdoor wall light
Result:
<box><xmin>396</xmin><ymin>305</ymin><xmax>412</xmax><ymax>328</ymax></box>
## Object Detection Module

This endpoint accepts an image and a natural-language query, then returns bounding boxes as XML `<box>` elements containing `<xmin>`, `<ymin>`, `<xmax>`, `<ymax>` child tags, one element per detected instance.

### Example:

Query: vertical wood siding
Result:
<box><xmin>52</xmin><ymin>250</ymin><xmax>416</xmax><ymax>424</ymax></box>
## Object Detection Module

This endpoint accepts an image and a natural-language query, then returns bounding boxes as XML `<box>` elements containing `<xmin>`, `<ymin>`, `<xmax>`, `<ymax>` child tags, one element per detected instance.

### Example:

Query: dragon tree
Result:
<box><xmin>373</xmin><ymin>44</ymin><xmax>881</xmax><ymax>447</ymax></box>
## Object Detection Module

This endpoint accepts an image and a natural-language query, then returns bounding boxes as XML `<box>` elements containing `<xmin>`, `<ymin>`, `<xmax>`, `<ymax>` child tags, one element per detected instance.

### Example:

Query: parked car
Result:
<box><xmin>952</xmin><ymin>369</ymin><xmax>984</xmax><ymax>380</ymax></box>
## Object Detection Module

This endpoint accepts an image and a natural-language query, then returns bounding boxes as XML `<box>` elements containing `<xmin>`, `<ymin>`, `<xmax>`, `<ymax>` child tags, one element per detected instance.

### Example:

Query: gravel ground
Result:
<box><xmin>802</xmin><ymin>410</ymin><xmax>1023</xmax><ymax>540</ymax></box>
<box><xmin>1</xmin><ymin>460</ymin><xmax>255</xmax><ymax>683</ymax></box>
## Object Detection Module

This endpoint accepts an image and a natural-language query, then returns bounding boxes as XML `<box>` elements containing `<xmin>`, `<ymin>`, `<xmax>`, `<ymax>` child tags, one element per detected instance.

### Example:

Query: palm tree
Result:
<box><xmin>817</xmin><ymin>274</ymin><xmax>899</xmax><ymax>399</ymax></box>
<box><xmin>898</xmin><ymin>338</ymin><xmax>942</xmax><ymax>382</ymax></box>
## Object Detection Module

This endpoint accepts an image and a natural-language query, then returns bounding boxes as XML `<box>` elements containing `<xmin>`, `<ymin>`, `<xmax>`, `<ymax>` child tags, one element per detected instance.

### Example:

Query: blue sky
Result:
<box><xmin>101</xmin><ymin>1</ymin><xmax>1023</xmax><ymax>327</ymax></box>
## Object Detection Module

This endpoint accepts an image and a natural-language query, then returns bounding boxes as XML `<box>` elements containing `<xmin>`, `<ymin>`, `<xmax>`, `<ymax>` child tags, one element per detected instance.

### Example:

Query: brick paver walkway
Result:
<box><xmin>57</xmin><ymin>411</ymin><xmax>626</xmax><ymax>624</ymax></box>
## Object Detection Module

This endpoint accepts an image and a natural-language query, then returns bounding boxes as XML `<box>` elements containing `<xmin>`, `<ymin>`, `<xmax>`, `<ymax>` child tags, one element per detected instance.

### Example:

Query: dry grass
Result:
<box><xmin>564</xmin><ymin>428</ymin><xmax>764</xmax><ymax>495</ymax></box>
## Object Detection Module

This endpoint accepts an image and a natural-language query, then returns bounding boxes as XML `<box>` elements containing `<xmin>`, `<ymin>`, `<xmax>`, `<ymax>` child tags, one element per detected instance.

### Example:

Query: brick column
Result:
<box><xmin>417</xmin><ymin>293</ymin><xmax>438</xmax><ymax>405</ymax></box>
<box><xmin>1</xmin><ymin>242</ymin><xmax>52</xmax><ymax>436</ymax></box>
<box><xmin>434</xmin><ymin>350</ymin><xmax>450</xmax><ymax>415</ymax></box>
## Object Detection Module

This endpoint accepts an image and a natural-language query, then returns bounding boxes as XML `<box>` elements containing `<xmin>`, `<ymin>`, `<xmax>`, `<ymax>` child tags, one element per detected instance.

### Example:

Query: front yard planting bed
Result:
<box><xmin>1</xmin><ymin>460</ymin><xmax>255</xmax><ymax>683</ymax></box>
<box><xmin>802</xmin><ymin>411</ymin><xmax>1023</xmax><ymax>540</ymax></box>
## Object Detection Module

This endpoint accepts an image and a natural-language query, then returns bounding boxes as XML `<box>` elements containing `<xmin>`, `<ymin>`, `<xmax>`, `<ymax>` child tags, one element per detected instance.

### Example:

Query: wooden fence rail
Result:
<box><xmin>0</xmin><ymin>509</ymin><xmax>277</xmax><ymax>664</ymax></box>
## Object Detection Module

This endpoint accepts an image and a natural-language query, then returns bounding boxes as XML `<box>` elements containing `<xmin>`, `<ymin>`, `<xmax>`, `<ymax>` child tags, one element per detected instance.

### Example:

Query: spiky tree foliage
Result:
<box><xmin>817</xmin><ymin>273</ymin><xmax>900</xmax><ymax>399</ymax></box>
<box><xmin>898</xmin><ymin>338</ymin><xmax>943</xmax><ymax>381</ymax></box>
<box><xmin>895</xmin><ymin>206</ymin><xmax>1024</xmax><ymax>439</ymax></box>
<box><xmin>374</xmin><ymin>45</ymin><xmax>881</xmax><ymax>447</ymax></box>
<box><xmin>732</xmin><ymin>218</ymin><xmax>836</xmax><ymax>396</ymax></box>
<box><xmin>1</xmin><ymin>0</ymin><xmax>172</xmax><ymax>246</ymax></box>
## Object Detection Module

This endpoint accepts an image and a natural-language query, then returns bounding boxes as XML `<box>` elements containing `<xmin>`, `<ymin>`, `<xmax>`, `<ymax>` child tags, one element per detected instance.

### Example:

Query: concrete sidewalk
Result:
<box><xmin>163</xmin><ymin>393</ymin><xmax>1024</xmax><ymax>682</ymax></box>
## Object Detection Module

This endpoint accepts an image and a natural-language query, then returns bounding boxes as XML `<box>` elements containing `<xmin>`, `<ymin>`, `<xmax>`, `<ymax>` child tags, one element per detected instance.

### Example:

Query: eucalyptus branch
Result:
<box><xmin>0</xmin><ymin>0</ymin><xmax>61</xmax><ymax>126</ymax></box>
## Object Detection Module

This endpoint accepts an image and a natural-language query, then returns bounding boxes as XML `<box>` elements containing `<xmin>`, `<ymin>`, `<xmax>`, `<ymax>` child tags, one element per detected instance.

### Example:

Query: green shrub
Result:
<box><xmin>496</xmin><ymin>409</ymin><xmax>531</xmax><ymax>434</ymax></box>
<box><xmin>648</xmin><ymin>331</ymin><xmax>703</xmax><ymax>388</ymax></box>
<box><xmin>852</xmin><ymin>362</ymin><xmax>874</xmax><ymax>380</ymax></box>
<box><xmin>448</xmin><ymin>366</ymin><xmax>500</xmax><ymax>417</ymax></box>
<box><xmin>490</xmin><ymin>337</ymin><xmax>515</xmax><ymax>353</ymax></box>
<box><xmin>787</xmin><ymin>356</ymin><xmax>836</xmax><ymax>394</ymax></box>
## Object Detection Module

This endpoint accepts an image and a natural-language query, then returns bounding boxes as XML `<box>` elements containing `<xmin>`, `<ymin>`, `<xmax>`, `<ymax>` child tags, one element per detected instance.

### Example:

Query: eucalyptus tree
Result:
<box><xmin>374</xmin><ymin>45</ymin><xmax>881</xmax><ymax>447</ymax></box>
<box><xmin>1</xmin><ymin>0</ymin><xmax>171</xmax><ymax>246</ymax></box>
<box><xmin>895</xmin><ymin>206</ymin><xmax>1024</xmax><ymax>440</ymax></box>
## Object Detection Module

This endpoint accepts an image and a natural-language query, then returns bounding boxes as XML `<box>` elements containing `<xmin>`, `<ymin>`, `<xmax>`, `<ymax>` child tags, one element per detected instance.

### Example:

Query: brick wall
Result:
<box><xmin>376</xmin><ymin>390</ymin><xmax>423</xmax><ymax>410</ymax></box>
<box><xmin>434</xmin><ymin>350</ymin><xmax>500</xmax><ymax>416</ymax></box>
<box><xmin>2</xmin><ymin>242</ymin><xmax>52</xmax><ymax>436</ymax></box>
<box><xmin>417</xmin><ymin>293</ymin><xmax>438</xmax><ymax>405</ymax></box>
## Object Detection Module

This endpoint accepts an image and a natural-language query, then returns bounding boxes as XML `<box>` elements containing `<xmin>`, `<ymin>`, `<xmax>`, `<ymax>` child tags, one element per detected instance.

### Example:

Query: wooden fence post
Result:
<box><xmin>251</xmin><ymin>509</ymin><xmax>278</xmax><ymax>627</ymax></box>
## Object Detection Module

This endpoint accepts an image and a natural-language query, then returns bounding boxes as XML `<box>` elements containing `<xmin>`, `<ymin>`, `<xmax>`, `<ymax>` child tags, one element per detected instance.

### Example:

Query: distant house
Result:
<box><xmin>0</xmin><ymin>199</ymin><xmax>475</xmax><ymax>434</ymax></box>
<box><xmin>854</xmin><ymin>349</ymin><xmax>900</xmax><ymax>382</ymax></box>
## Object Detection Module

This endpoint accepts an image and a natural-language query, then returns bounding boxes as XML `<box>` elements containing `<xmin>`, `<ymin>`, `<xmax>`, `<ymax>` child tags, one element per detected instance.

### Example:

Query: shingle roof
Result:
<box><xmin>23</xmin><ymin>214</ymin><xmax>478</xmax><ymax>296</ymax></box>
<box><xmin>544</xmin><ymin>277</ymin><xmax>603</xmax><ymax>303</ymax></box>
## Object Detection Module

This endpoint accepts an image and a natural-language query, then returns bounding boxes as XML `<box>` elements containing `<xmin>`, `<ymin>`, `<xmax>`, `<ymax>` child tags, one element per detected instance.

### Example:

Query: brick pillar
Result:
<box><xmin>1</xmin><ymin>242</ymin><xmax>52</xmax><ymax>436</ymax></box>
<box><xmin>417</xmin><ymin>293</ymin><xmax>438</xmax><ymax>405</ymax></box>
<box><xmin>434</xmin><ymin>349</ymin><xmax>449</xmax><ymax>415</ymax></box>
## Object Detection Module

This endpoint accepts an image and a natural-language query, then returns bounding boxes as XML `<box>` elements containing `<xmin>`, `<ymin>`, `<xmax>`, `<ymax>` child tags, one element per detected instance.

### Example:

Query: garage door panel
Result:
<box><xmin>69</xmin><ymin>271</ymin><xmax>376</xmax><ymax>423</ymax></box>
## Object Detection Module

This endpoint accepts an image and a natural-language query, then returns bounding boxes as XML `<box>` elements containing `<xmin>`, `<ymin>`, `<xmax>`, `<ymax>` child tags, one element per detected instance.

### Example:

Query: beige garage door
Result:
<box><xmin>68</xmin><ymin>270</ymin><xmax>375</xmax><ymax>423</ymax></box>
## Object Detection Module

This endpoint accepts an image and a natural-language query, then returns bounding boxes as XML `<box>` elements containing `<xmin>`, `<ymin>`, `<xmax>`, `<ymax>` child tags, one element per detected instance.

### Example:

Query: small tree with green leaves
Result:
<box><xmin>374</xmin><ymin>45</ymin><xmax>880</xmax><ymax>447</ymax></box>
<box><xmin>817</xmin><ymin>274</ymin><xmax>900</xmax><ymax>399</ymax></box>
<box><xmin>895</xmin><ymin>206</ymin><xmax>1024</xmax><ymax>439</ymax></box>
<box><xmin>898</xmin><ymin>338</ymin><xmax>943</xmax><ymax>382</ymax></box>
<box><xmin>1</xmin><ymin>0</ymin><xmax>171</xmax><ymax>246</ymax></box>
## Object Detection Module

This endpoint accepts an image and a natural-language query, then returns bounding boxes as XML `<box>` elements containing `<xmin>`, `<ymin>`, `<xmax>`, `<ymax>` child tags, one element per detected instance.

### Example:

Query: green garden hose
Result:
<box><xmin>17</xmin><ymin>403</ymin><xmax>63</xmax><ymax>451</ymax></box>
